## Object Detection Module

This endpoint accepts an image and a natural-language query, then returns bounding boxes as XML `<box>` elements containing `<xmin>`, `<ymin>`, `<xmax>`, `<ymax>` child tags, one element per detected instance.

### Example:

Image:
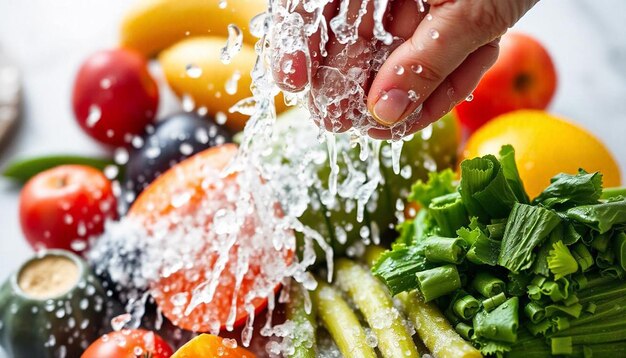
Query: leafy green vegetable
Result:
<box><xmin>453</xmin><ymin>294</ymin><xmax>480</xmax><ymax>320</ymax></box>
<box><xmin>547</xmin><ymin>241</ymin><xmax>579</xmax><ymax>280</ymax></box>
<box><xmin>459</xmin><ymin>155</ymin><xmax>519</xmax><ymax>221</ymax></box>
<box><xmin>458</xmin><ymin>226</ymin><xmax>501</xmax><ymax>266</ymax></box>
<box><xmin>499</xmin><ymin>145</ymin><xmax>530</xmax><ymax>204</ymax></box>
<box><xmin>408</xmin><ymin>169</ymin><xmax>457</xmax><ymax>207</ymax></box>
<box><xmin>565</xmin><ymin>197</ymin><xmax>626</xmax><ymax>234</ymax></box>
<box><xmin>614</xmin><ymin>232</ymin><xmax>626</xmax><ymax>271</ymax></box>
<box><xmin>371</xmin><ymin>244</ymin><xmax>429</xmax><ymax>295</ymax></box>
<box><xmin>483</xmin><ymin>292</ymin><xmax>507</xmax><ymax>312</ymax></box>
<box><xmin>499</xmin><ymin>203</ymin><xmax>561</xmax><ymax>273</ymax></box>
<box><xmin>471</xmin><ymin>272</ymin><xmax>505</xmax><ymax>298</ymax></box>
<box><xmin>534</xmin><ymin>169</ymin><xmax>603</xmax><ymax>209</ymax></box>
<box><xmin>473</xmin><ymin>297</ymin><xmax>519</xmax><ymax>343</ymax></box>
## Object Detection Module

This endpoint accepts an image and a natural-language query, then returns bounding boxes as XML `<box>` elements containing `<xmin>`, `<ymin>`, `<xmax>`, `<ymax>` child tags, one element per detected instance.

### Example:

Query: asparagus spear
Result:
<box><xmin>311</xmin><ymin>281</ymin><xmax>376</xmax><ymax>358</ymax></box>
<box><xmin>335</xmin><ymin>258</ymin><xmax>420</xmax><ymax>358</ymax></box>
<box><xmin>286</xmin><ymin>282</ymin><xmax>317</xmax><ymax>358</ymax></box>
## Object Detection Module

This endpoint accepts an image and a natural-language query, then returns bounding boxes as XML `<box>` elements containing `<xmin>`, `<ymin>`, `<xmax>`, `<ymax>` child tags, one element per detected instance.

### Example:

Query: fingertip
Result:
<box><xmin>273</xmin><ymin>51</ymin><xmax>310</xmax><ymax>92</ymax></box>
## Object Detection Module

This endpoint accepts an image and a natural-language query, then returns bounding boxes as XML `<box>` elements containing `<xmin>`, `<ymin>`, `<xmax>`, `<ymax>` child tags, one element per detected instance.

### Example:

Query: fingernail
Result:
<box><xmin>372</xmin><ymin>89</ymin><xmax>411</xmax><ymax>126</ymax></box>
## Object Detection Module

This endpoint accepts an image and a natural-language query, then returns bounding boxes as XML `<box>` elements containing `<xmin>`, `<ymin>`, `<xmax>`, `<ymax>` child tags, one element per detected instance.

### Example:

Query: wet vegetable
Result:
<box><xmin>171</xmin><ymin>334</ymin><xmax>254</xmax><ymax>358</ymax></box>
<box><xmin>124</xmin><ymin>112</ymin><xmax>231</xmax><ymax>196</ymax></box>
<box><xmin>2</xmin><ymin>155</ymin><xmax>117</xmax><ymax>183</ymax></box>
<box><xmin>82</xmin><ymin>329</ymin><xmax>173</xmax><ymax>358</ymax></box>
<box><xmin>0</xmin><ymin>250</ymin><xmax>118</xmax><ymax>358</ymax></box>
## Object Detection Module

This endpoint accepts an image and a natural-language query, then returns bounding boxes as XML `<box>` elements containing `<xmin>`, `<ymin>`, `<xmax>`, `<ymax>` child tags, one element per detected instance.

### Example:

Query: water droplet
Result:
<box><xmin>466</xmin><ymin>93</ymin><xmax>474</xmax><ymax>102</ymax></box>
<box><xmin>408</xmin><ymin>90</ymin><xmax>420</xmax><ymax>102</ymax></box>
<box><xmin>426</xmin><ymin>14</ymin><xmax>433</xmax><ymax>21</ymax></box>
<box><xmin>222</xmin><ymin>338</ymin><xmax>237</xmax><ymax>349</ymax></box>
<box><xmin>145</xmin><ymin>147</ymin><xmax>161</xmax><ymax>159</ymax></box>
<box><xmin>104</xmin><ymin>165</ymin><xmax>119</xmax><ymax>180</ymax></box>
<box><xmin>430</xmin><ymin>29</ymin><xmax>440</xmax><ymax>39</ymax></box>
<box><xmin>447</xmin><ymin>87</ymin><xmax>455</xmax><ymax>98</ymax></box>
<box><xmin>216</xmin><ymin>111</ymin><xmax>227</xmax><ymax>125</ymax></box>
<box><xmin>218</xmin><ymin>0</ymin><xmax>227</xmax><ymax>9</ymax></box>
<box><xmin>185</xmin><ymin>64</ymin><xmax>203</xmax><ymax>78</ymax></box>
<box><xmin>179</xmin><ymin>143</ymin><xmax>193</xmax><ymax>156</ymax></box>
<box><xmin>220</xmin><ymin>24</ymin><xmax>243</xmax><ymax>64</ymax></box>
<box><xmin>225</xmin><ymin>70</ymin><xmax>241</xmax><ymax>95</ymax></box>
<box><xmin>421</xmin><ymin>124</ymin><xmax>433</xmax><ymax>140</ymax></box>
<box><xmin>114</xmin><ymin>148</ymin><xmax>129</xmax><ymax>165</ymax></box>
<box><xmin>70</xmin><ymin>240</ymin><xmax>87</xmax><ymax>252</ymax></box>
<box><xmin>182</xmin><ymin>94</ymin><xmax>195</xmax><ymax>112</ymax></box>
<box><xmin>111</xmin><ymin>313</ymin><xmax>132</xmax><ymax>332</ymax></box>
<box><xmin>394</xmin><ymin>65</ymin><xmax>405</xmax><ymax>75</ymax></box>
<box><xmin>100</xmin><ymin>78</ymin><xmax>112</xmax><ymax>89</ymax></box>
<box><xmin>411</xmin><ymin>64</ymin><xmax>423</xmax><ymax>74</ymax></box>
<box><xmin>86</xmin><ymin>105</ymin><xmax>101</xmax><ymax>128</ymax></box>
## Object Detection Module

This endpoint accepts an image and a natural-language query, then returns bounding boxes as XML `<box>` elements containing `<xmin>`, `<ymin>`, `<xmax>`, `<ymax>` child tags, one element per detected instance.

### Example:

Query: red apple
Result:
<box><xmin>19</xmin><ymin>165</ymin><xmax>118</xmax><ymax>253</ymax></box>
<box><xmin>455</xmin><ymin>32</ymin><xmax>557</xmax><ymax>134</ymax></box>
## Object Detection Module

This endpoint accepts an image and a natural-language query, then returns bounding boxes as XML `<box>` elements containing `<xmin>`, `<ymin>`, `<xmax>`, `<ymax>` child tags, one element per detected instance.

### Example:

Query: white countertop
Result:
<box><xmin>1</xmin><ymin>0</ymin><xmax>625</xmax><ymax>297</ymax></box>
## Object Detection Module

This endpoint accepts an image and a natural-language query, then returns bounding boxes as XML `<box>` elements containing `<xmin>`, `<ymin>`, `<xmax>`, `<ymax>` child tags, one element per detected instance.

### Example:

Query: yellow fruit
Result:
<box><xmin>120</xmin><ymin>0</ymin><xmax>265</xmax><ymax>57</ymax></box>
<box><xmin>463</xmin><ymin>110</ymin><xmax>621</xmax><ymax>199</ymax></box>
<box><xmin>158</xmin><ymin>36</ymin><xmax>287</xmax><ymax>132</ymax></box>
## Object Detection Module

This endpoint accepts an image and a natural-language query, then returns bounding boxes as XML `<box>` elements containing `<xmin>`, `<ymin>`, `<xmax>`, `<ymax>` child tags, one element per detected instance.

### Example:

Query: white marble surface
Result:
<box><xmin>0</xmin><ymin>0</ymin><xmax>624</xmax><ymax>339</ymax></box>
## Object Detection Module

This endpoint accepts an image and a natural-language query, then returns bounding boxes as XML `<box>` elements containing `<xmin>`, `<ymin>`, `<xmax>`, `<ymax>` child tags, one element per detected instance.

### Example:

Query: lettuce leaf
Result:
<box><xmin>534</xmin><ymin>169</ymin><xmax>603</xmax><ymax>209</ymax></box>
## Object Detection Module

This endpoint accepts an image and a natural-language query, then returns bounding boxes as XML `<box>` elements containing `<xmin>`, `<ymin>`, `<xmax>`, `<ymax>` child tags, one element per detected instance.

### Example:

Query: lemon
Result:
<box><xmin>158</xmin><ymin>36</ymin><xmax>287</xmax><ymax>132</ymax></box>
<box><xmin>463</xmin><ymin>110</ymin><xmax>621</xmax><ymax>199</ymax></box>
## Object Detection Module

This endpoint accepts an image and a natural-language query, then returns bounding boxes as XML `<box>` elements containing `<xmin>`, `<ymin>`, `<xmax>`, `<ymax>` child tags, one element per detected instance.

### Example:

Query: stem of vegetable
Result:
<box><xmin>471</xmin><ymin>272</ymin><xmax>505</xmax><ymax>298</ymax></box>
<box><xmin>423</xmin><ymin>236</ymin><xmax>467</xmax><ymax>264</ymax></box>
<box><xmin>397</xmin><ymin>291</ymin><xmax>482</xmax><ymax>358</ymax></box>
<box><xmin>310</xmin><ymin>281</ymin><xmax>376</xmax><ymax>358</ymax></box>
<box><xmin>416</xmin><ymin>265</ymin><xmax>461</xmax><ymax>302</ymax></box>
<box><xmin>601</xmin><ymin>187</ymin><xmax>626</xmax><ymax>200</ymax></box>
<box><xmin>335</xmin><ymin>259</ymin><xmax>419</xmax><ymax>358</ymax></box>
<box><xmin>287</xmin><ymin>282</ymin><xmax>317</xmax><ymax>358</ymax></box>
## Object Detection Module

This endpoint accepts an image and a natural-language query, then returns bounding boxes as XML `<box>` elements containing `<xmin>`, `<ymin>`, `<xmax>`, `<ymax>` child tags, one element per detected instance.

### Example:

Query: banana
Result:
<box><xmin>158</xmin><ymin>36</ymin><xmax>287</xmax><ymax>132</ymax></box>
<box><xmin>120</xmin><ymin>0</ymin><xmax>266</xmax><ymax>57</ymax></box>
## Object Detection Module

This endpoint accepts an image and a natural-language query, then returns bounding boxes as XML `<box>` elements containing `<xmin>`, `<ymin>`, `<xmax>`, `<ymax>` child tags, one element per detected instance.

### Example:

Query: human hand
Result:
<box><xmin>271</xmin><ymin>0</ymin><xmax>539</xmax><ymax>139</ymax></box>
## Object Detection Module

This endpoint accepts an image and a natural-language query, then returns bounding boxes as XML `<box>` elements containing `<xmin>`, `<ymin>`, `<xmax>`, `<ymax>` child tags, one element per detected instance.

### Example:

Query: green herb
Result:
<box><xmin>473</xmin><ymin>297</ymin><xmax>519</xmax><ymax>343</ymax></box>
<box><xmin>483</xmin><ymin>292</ymin><xmax>507</xmax><ymax>312</ymax></box>
<box><xmin>408</xmin><ymin>169</ymin><xmax>456</xmax><ymax>207</ymax></box>
<box><xmin>498</xmin><ymin>145</ymin><xmax>530</xmax><ymax>204</ymax></box>
<box><xmin>429</xmin><ymin>193</ymin><xmax>469</xmax><ymax>237</ymax></box>
<box><xmin>534</xmin><ymin>169</ymin><xmax>603</xmax><ymax>209</ymax></box>
<box><xmin>458</xmin><ymin>226</ymin><xmax>501</xmax><ymax>266</ymax></box>
<box><xmin>499</xmin><ymin>203</ymin><xmax>561</xmax><ymax>273</ymax></box>
<box><xmin>566</xmin><ymin>197</ymin><xmax>626</xmax><ymax>234</ymax></box>
<box><xmin>452</xmin><ymin>294</ymin><xmax>480</xmax><ymax>320</ymax></box>
<box><xmin>547</xmin><ymin>240</ymin><xmax>579</xmax><ymax>280</ymax></box>
<box><xmin>471</xmin><ymin>272</ymin><xmax>505</xmax><ymax>298</ymax></box>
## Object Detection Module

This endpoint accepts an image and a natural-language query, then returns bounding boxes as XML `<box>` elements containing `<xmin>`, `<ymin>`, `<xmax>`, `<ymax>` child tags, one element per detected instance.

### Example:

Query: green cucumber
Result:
<box><xmin>3</xmin><ymin>155</ymin><xmax>118</xmax><ymax>183</ymax></box>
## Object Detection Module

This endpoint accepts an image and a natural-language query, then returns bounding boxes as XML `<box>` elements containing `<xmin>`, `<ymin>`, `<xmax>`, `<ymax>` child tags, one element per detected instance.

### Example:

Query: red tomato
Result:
<box><xmin>82</xmin><ymin>329</ymin><xmax>173</xmax><ymax>358</ymax></box>
<box><xmin>128</xmin><ymin>145</ymin><xmax>293</xmax><ymax>332</ymax></box>
<box><xmin>19</xmin><ymin>165</ymin><xmax>118</xmax><ymax>253</ymax></box>
<box><xmin>72</xmin><ymin>48</ymin><xmax>159</xmax><ymax>147</ymax></box>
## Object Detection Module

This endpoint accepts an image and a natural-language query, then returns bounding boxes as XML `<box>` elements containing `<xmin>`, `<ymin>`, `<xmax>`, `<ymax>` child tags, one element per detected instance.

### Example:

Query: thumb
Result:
<box><xmin>367</xmin><ymin>1</ymin><xmax>514</xmax><ymax>126</ymax></box>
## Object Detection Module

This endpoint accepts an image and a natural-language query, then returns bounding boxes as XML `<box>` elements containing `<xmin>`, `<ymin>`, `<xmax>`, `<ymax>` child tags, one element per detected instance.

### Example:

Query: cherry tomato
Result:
<box><xmin>72</xmin><ymin>48</ymin><xmax>159</xmax><ymax>147</ymax></box>
<box><xmin>19</xmin><ymin>165</ymin><xmax>118</xmax><ymax>253</ymax></box>
<box><xmin>82</xmin><ymin>329</ymin><xmax>173</xmax><ymax>358</ymax></box>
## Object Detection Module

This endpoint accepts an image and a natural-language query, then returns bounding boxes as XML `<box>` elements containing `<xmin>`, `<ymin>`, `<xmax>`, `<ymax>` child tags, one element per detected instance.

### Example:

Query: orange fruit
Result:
<box><xmin>129</xmin><ymin>144</ymin><xmax>293</xmax><ymax>332</ymax></box>
<box><xmin>463</xmin><ymin>110</ymin><xmax>621</xmax><ymax>199</ymax></box>
<box><xmin>172</xmin><ymin>334</ymin><xmax>255</xmax><ymax>358</ymax></box>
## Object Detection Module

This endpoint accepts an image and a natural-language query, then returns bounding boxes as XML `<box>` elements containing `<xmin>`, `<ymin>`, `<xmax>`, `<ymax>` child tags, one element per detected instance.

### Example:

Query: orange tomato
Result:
<box><xmin>172</xmin><ymin>334</ymin><xmax>255</xmax><ymax>358</ymax></box>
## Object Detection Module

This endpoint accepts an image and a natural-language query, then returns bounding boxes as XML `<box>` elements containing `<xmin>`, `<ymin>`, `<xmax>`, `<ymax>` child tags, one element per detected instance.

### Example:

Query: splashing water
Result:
<box><xmin>87</xmin><ymin>0</ymin><xmax>444</xmax><ymax>355</ymax></box>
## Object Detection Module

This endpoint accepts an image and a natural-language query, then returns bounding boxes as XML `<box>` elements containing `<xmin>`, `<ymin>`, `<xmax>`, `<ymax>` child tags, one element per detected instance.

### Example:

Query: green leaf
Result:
<box><xmin>499</xmin><ymin>203</ymin><xmax>562</xmax><ymax>273</ymax></box>
<box><xmin>565</xmin><ymin>197</ymin><xmax>626</xmax><ymax>234</ymax></box>
<box><xmin>459</xmin><ymin>155</ymin><xmax>519</xmax><ymax>221</ymax></box>
<box><xmin>408</xmin><ymin>168</ymin><xmax>457</xmax><ymax>207</ymax></box>
<box><xmin>473</xmin><ymin>296</ymin><xmax>519</xmax><ymax>343</ymax></box>
<box><xmin>371</xmin><ymin>244</ymin><xmax>430</xmax><ymax>295</ymax></box>
<box><xmin>534</xmin><ymin>169</ymin><xmax>603</xmax><ymax>209</ymax></box>
<box><xmin>459</xmin><ymin>226</ymin><xmax>501</xmax><ymax>266</ymax></box>
<box><xmin>499</xmin><ymin>145</ymin><xmax>530</xmax><ymax>204</ymax></box>
<box><xmin>2</xmin><ymin>154</ymin><xmax>118</xmax><ymax>182</ymax></box>
<box><xmin>547</xmin><ymin>241</ymin><xmax>579</xmax><ymax>280</ymax></box>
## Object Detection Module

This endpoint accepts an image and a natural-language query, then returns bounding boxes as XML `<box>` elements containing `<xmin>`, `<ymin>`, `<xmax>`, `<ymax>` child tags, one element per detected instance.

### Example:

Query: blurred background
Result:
<box><xmin>1</xmin><ymin>0</ymin><xmax>625</xmax><ymax>281</ymax></box>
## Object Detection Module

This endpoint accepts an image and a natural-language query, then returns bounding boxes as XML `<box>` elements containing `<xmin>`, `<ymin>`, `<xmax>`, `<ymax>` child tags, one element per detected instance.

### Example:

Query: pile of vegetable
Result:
<box><xmin>373</xmin><ymin>145</ymin><xmax>626</xmax><ymax>357</ymax></box>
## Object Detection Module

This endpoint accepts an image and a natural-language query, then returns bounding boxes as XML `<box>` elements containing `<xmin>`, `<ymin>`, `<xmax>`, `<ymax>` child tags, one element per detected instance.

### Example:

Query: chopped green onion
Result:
<box><xmin>547</xmin><ymin>240</ymin><xmax>579</xmax><ymax>280</ymax></box>
<box><xmin>473</xmin><ymin>297</ymin><xmax>519</xmax><ymax>343</ymax></box>
<box><xmin>613</xmin><ymin>232</ymin><xmax>626</xmax><ymax>271</ymax></box>
<box><xmin>524</xmin><ymin>302</ymin><xmax>545</xmax><ymax>324</ymax></box>
<box><xmin>541</xmin><ymin>279</ymin><xmax>570</xmax><ymax>302</ymax></box>
<box><xmin>499</xmin><ymin>203</ymin><xmax>562</xmax><ymax>273</ymax></box>
<box><xmin>429</xmin><ymin>193</ymin><xmax>469</xmax><ymax>237</ymax></box>
<box><xmin>571</xmin><ymin>243</ymin><xmax>594</xmax><ymax>272</ymax></box>
<box><xmin>416</xmin><ymin>265</ymin><xmax>461</xmax><ymax>302</ymax></box>
<box><xmin>453</xmin><ymin>294</ymin><xmax>480</xmax><ymax>320</ymax></box>
<box><xmin>526</xmin><ymin>319</ymin><xmax>553</xmax><ymax>336</ymax></box>
<box><xmin>472</xmin><ymin>272</ymin><xmax>505</xmax><ymax>298</ymax></box>
<box><xmin>565</xmin><ymin>198</ymin><xmax>626</xmax><ymax>234</ymax></box>
<box><xmin>423</xmin><ymin>236</ymin><xmax>467</xmax><ymax>264</ymax></box>
<box><xmin>545</xmin><ymin>303</ymin><xmax>583</xmax><ymax>318</ymax></box>
<box><xmin>506</xmin><ymin>272</ymin><xmax>532</xmax><ymax>297</ymax></box>
<box><xmin>455</xmin><ymin>322</ymin><xmax>474</xmax><ymax>341</ymax></box>
<box><xmin>596</xmin><ymin>249</ymin><xmax>615</xmax><ymax>269</ymax></box>
<box><xmin>592</xmin><ymin>232</ymin><xmax>611</xmax><ymax>252</ymax></box>
<box><xmin>551</xmin><ymin>336</ymin><xmax>573</xmax><ymax>355</ymax></box>
<box><xmin>486</xmin><ymin>222</ymin><xmax>506</xmax><ymax>239</ymax></box>
<box><xmin>585</xmin><ymin>302</ymin><xmax>597</xmax><ymax>314</ymax></box>
<box><xmin>371</xmin><ymin>244</ymin><xmax>429</xmax><ymax>295</ymax></box>
<box><xmin>534</xmin><ymin>169</ymin><xmax>603</xmax><ymax>209</ymax></box>
<box><xmin>498</xmin><ymin>145</ymin><xmax>530</xmax><ymax>204</ymax></box>
<box><xmin>483</xmin><ymin>292</ymin><xmax>507</xmax><ymax>312</ymax></box>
